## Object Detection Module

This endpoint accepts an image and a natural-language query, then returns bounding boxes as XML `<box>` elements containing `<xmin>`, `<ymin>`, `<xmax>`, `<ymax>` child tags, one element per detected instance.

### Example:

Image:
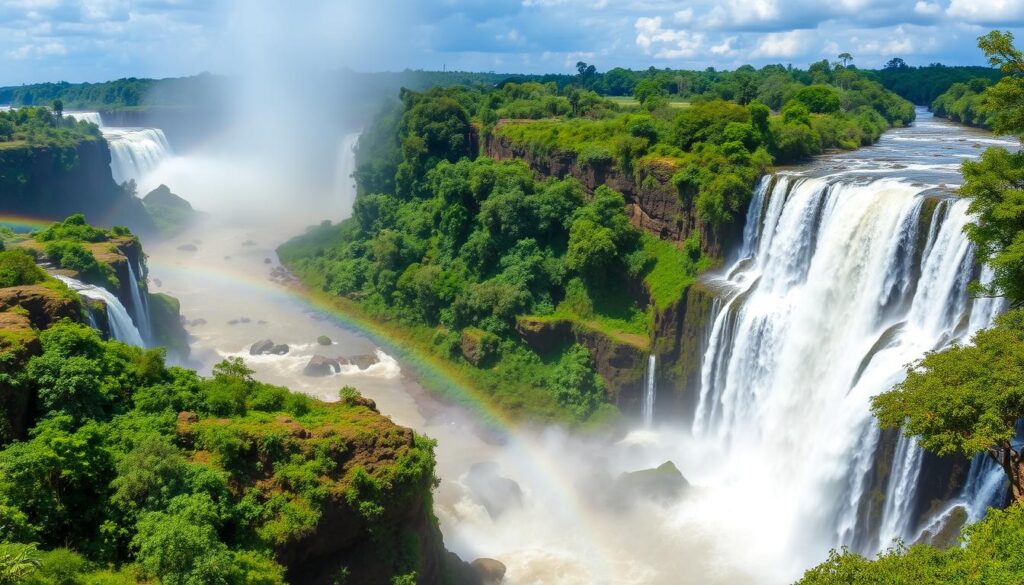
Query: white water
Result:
<box><xmin>641</xmin><ymin>355</ymin><xmax>656</xmax><ymax>428</ymax></box>
<box><xmin>67</xmin><ymin>111</ymin><xmax>103</xmax><ymax>126</ymax></box>
<box><xmin>53</xmin><ymin>274</ymin><xmax>145</xmax><ymax>347</ymax></box>
<box><xmin>692</xmin><ymin>169</ymin><xmax>1002</xmax><ymax>556</ymax></box>
<box><xmin>104</xmin><ymin>127</ymin><xmax>173</xmax><ymax>186</ymax></box>
<box><xmin>125</xmin><ymin>258</ymin><xmax>152</xmax><ymax>344</ymax></box>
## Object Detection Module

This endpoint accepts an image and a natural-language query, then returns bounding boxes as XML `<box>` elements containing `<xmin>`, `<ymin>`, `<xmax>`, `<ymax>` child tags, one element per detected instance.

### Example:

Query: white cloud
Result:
<box><xmin>635</xmin><ymin>15</ymin><xmax>704</xmax><ymax>58</ymax></box>
<box><xmin>947</xmin><ymin>0</ymin><xmax>1024</xmax><ymax>24</ymax></box>
<box><xmin>913</xmin><ymin>1</ymin><xmax>941</xmax><ymax>16</ymax></box>
<box><xmin>673</xmin><ymin>8</ymin><xmax>693</xmax><ymax>24</ymax></box>
<box><xmin>710</xmin><ymin>35</ymin><xmax>736</xmax><ymax>55</ymax></box>
<box><xmin>5</xmin><ymin>40</ymin><xmax>66</xmax><ymax>59</ymax></box>
<box><xmin>752</xmin><ymin>30</ymin><xmax>804</xmax><ymax>57</ymax></box>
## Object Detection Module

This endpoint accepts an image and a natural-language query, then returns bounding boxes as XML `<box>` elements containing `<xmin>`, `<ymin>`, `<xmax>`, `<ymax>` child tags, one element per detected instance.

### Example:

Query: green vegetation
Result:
<box><xmin>797</xmin><ymin>504</ymin><xmax>1024</xmax><ymax>584</ymax></box>
<box><xmin>0</xmin><ymin>322</ymin><xmax>438</xmax><ymax>584</ymax></box>
<box><xmin>931</xmin><ymin>79</ymin><xmax>992</xmax><ymax>127</ymax></box>
<box><xmin>0</xmin><ymin>74</ymin><xmax>223</xmax><ymax>111</ymax></box>
<box><xmin>870</xmin><ymin>61</ymin><xmax>1002</xmax><ymax>105</ymax></box>
<box><xmin>281</xmin><ymin>57</ymin><xmax>911</xmax><ymax>424</ymax></box>
<box><xmin>0</xmin><ymin>249</ymin><xmax>45</xmax><ymax>288</ymax></box>
<box><xmin>32</xmin><ymin>215</ymin><xmax>137</xmax><ymax>292</ymax></box>
<box><xmin>0</xmin><ymin>106</ymin><xmax>101</xmax><ymax>150</ymax></box>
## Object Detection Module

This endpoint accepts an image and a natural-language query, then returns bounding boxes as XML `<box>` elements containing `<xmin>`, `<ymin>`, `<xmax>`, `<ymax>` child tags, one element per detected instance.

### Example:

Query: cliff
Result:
<box><xmin>484</xmin><ymin>127</ymin><xmax>744</xmax><ymax>258</ymax></box>
<box><xmin>0</xmin><ymin>138</ymin><xmax>154</xmax><ymax>235</ymax></box>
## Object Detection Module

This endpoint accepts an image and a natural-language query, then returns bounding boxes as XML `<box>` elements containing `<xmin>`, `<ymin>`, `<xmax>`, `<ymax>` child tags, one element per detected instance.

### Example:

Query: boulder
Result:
<box><xmin>177</xmin><ymin>243</ymin><xmax>198</xmax><ymax>252</ymax></box>
<box><xmin>611</xmin><ymin>461</ymin><xmax>689</xmax><ymax>505</ymax></box>
<box><xmin>460</xmin><ymin>328</ymin><xmax>497</xmax><ymax>366</ymax></box>
<box><xmin>264</xmin><ymin>257</ymin><xmax>272</xmax><ymax>264</ymax></box>
<box><xmin>143</xmin><ymin>184</ymin><xmax>194</xmax><ymax>211</ymax></box>
<box><xmin>347</xmin><ymin>353</ymin><xmax>379</xmax><ymax>369</ymax></box>
<box><xmin>464</xmin><ymin>462</ymin><xmax>523</xmax><ymax>520</ymax></box>
<box><xmin>317</xmin><ymin>335</ymin><xmax>332</xmax><ymax>346</ymax></box>
<box><xmin>251</xmin><ymin>339</ymin><xmax>290</xmax><ymax>356</ymax></box>
<box><xmin>304</xmin><ymin>355</ymin><xmax>340</xmax><ymax>377</ymax></box>
<box><xmin>470</xmin><ymin>558</ymin><xmax>507</xmax><ymax>585</ymax></box>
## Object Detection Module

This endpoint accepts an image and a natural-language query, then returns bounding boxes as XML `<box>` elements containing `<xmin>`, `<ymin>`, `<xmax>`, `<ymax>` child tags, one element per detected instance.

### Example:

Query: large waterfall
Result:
<box><xmin>691</xmin><ymin>172</ymin><xmax>1005</xmax><ymax>554</ymax></box>
<box><xmin>53</xmin><ymin>274</ymin><xmax>145</xmax><ymax>346</ymax></box>
<box><xmin>104</xmin><ymin>127</ymin><xmax>173</xmax><ymax>186</ymax></box>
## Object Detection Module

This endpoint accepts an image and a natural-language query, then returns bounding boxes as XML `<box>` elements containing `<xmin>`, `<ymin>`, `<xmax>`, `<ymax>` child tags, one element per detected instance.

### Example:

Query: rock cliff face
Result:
<box><xmin>0</xmin><ymin>139</ymin><xmax>153</xmax><ymax>235</ymax></box>
<box><xmin>516</xmin><ymin>316</ymin><xmax>648</xmax><ymax>410</ymax></box>
<box><xmin>0</xmin><ymin>284</ymin><xmax>80</xmax><ymax>443</ymax></box>
<box><xmin>483</xmin><ymin>129</ymin><xmax>743</xmax><ymax>258</ymax></box>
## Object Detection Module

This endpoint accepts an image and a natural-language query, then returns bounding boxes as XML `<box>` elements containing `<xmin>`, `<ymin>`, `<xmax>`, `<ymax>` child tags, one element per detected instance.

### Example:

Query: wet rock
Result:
<box><xmin>464</xmin><ymin>462</ymin><xmax>523</xmax><ymax>520</ymax></box>
<box><xmin>317</xmin><ymin>335</ymin><xmax>332</xmax><ymax>346</ymax></box>
<box><xmin>251</xmin><ymin>339</ymin><xmax>289</xmax><ymax>356</ymax></box>
<box><xmin>227</xmin><ymin>319</ymin><xmax>239</xmax><ymax>326</ymax></box>
<box><xmin>470</xmin><ymin>558</ymin><xmax>506</xmax><ymax>585</ymax></box>
<box><xmin>347</xmin><ymin>353</ymin><xmax>379</xmax><ymax>369</ymax></box>
<box><xmin>153</xmin><ymin>278</ymin><xmax>162</xmax><ymax>287</ymax></box>
<box><xmin>242</xmin><ymin>239</ymin><xmax>257</xmax><ymax>246</ymax></box>
<box><xmin>611</xmin><ymin>461</ymin><xmax>689</xmax><ymax>505</ymax></box>
<box><xmin>303</xmin><ymin>355</ymin><xmax>340</xmax><ymax>376</ymax></box>
<box><xmin>177</xmin><ymin>243</ymin><xmax>198</xmax><ymax>252</ymax></box>
<box><xmin>239</xmin><ymin>317</ymin><xmax>251</xmax><ymax>323</ymax></box>
<box><xmin>188</xmin><ymin>318</ymin><xmax>207</xmax><ymax>327</ymax></box>
<box><xmin>264</xmin><ymin>257</ymin><xmax>272</xmax><ymax>264</ymax></box>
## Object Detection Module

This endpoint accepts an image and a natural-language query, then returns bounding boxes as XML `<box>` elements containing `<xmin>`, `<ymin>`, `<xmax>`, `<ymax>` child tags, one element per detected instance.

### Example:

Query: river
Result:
<box><xmin>141</xmin><ymin>108</ymin><xmax>1016</xmax><ymax>584</ymax></box>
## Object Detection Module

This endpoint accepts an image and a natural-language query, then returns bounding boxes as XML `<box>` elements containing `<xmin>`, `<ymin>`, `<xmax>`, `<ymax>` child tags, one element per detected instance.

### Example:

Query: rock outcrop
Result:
<box><xmin>0</xmin><ymin>284</ymin><xmax>81</xmax><ymax>329</ymax></box>
<box><xmin>304</xmin><ymin>355</ymin><xmax>341</xmax><ymax>377</ymax></box>
<box><xmin>484</xmin><ymin>128</ymin><xmax>743</xmax><ymax>257</ymax></box>
<box><xmin>0</xmin><ymin>139</ymin><xmax>153</xmax><ymax>235</ymax></box>
<box><xmin>611</xmin><ymin>461</ymin><xmax>689</xmax><ymax>505</ymax></box>
<box><xmin>515</xmin><ymin>316</ymin><xmax>647</xmax><ymax>409</ymax></box>
<box><xmin>250</xmin><ymin>339</ymin><xmax>289</xmax><ymax>356</ymax></box>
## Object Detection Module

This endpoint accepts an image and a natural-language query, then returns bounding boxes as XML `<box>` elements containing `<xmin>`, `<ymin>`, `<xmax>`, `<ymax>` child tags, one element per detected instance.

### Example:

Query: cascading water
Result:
<box><xmin>125</xmin><ymin>259</ymin><xmax>152</xmax><ymax>344</ymax></box>
<box><xmin>104</xmin><ymin>127</ymin><xmax>173</xmax><ymax>186</ymax></box>
<box><xmin>691</xmin><ymin>164</ymin><xmax>1008</xmax><ymax>555</ymax></box>
<box><xmin>641</xmin><ymin>355</ymin><xmax>657</xmax><ymax>427</ymax></box>
<box><xmin>67</xmin><ymin>111</ymin><xmax>103</xmax><ymax>126</ymax></box>
<box><xmin>53</xmin><ymin>274</ymin><xmax>145</xmax><ymax>346</ymax></box>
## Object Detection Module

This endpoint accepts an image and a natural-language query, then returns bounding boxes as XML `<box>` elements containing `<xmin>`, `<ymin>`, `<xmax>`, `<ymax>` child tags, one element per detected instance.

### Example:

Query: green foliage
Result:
<box><xmin>797</xmin><ymin>505</ymin><xmax>1024</xmax><ymax>584</ymax></box>
<box><xmin>551</xmin><ymin>344</ymin><xmax>605</xmax><ymax>419</ymax></box>
<box><xmin>0</xmin><ymin>318</ymin><xmax>438</xmax><ymax>584</ymax></box>
<box><xmin>0</xmin><ymin>249</ymin><xmax>46</xmax><ymax>288</ymax></box>
<box><xmin>0</xmin><ymin>542</ymin><xmax>41</xmax><ymax>585</ymax></box>
<box><xmin>872</xmin><ymin>310</ymin><xmax>1024</xmax><ymax>458</ymax></box>
<box><xmin>0</xmin><ymin>107</ymin><xmax>100</xmax><ymax>148</ymax></box>
<box><xmin>793</xmin><ymin>84</ymin><xmax>841</xmax><ymax>113</ymax></box>
<box><xmin>960</xmin><ymin>147</ymin><xmax>1024</xmax><ymax>303</ymax></box>
<box><xmin>932</xmin><ymin>79</ymin><xmax>992</xmax><ymax>128</ymax></box>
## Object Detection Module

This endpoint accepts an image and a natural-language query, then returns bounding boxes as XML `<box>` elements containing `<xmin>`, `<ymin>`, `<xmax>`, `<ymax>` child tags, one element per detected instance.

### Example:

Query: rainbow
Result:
<box><xmin>0</xmin><ymin>213</ymin><xmax>54</xmax><ymax>233</ymax></box>
<box><xmin>146</xmin><ymin>254</ymin><xmax>618</xmax><ymax>576</ymax></box>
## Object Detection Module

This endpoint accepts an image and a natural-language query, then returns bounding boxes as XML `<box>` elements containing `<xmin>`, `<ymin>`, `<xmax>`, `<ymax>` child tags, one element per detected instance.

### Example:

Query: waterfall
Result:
<box><xmin>53</xmin><ymin>274</ymin><xmax>145</xmax><ymax>346</ymax></box>
<box><xmin>67</xmin><ymin>111</ymin><xmax>103</xmax><ymax>126</ymax></box>
<box><xmin>641</xmin><ymin>355</ymin><xmax>657</xmax><ymax>427</ymax></box>
<box><xmin>104</xmin><ymin>127</ymin><xmax>173</xmax><ymax>185</ymax></box>
<box><xmin>125</xmin><ymin>258</ymin><xmax>153</xmax><ymax>344</ymax></box>
<box><xmin>692</xmin><ymin>175</ymin><xmax>1003</xmax><ymax>554</ymax></box>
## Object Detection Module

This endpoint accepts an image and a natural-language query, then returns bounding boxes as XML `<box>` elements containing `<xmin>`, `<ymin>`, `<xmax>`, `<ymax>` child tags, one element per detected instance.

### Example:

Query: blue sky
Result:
<box><xmin>2</xmin><ymin>0</ymin><xmax>1023</xmax><ymax>85</ymax></box>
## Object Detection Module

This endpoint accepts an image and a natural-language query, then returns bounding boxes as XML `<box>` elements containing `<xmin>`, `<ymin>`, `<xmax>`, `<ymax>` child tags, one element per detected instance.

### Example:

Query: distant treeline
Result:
<box><xmin>0</xmin><ymin>74</ymin><xmax>226</xmax><ymax>111</ymax></box>
<box><xmin>0</xmin><ymin>61</ymin><xmax>1000</xmax><ymax>112</ymax></box>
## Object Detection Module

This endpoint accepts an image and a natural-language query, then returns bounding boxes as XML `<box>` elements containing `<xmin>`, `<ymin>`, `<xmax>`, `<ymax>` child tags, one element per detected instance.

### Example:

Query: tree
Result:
<box><xmin>793</xmin><ymin>84</ymin><xmax>841</xmax><ymax>113</ymax></box>
<box><xmin>871</xmin><ymin>310</ymin><xmax>1024</xmax><ymax>504</ymax></box>
<box><xmin>960</xmin><ymin>148</ymin><xmax>1024</xmax><ymax>303</ymax></box>
<box><xmin>884</xmin><ymin>57</ymin><xmax>908</xmax><ymax>70</ymax></box>
<box><xmin>0</xmin><ymin>543</ymin><xmax>40</xmax><ymax>585</ymax></box>
<box><xmin>978</xmin><ymin>31</ymin><xmax>1024</xmax><ymax>138</ymax></box>
<box><xmin>837</xmin><ymin>52</ymin><xmax>853</xmax><ymax>67</ymax></box>
<box><xmin>51</xmin><ymin>99</ymin><xmax>63</xmax><ymax>118</ymax></box>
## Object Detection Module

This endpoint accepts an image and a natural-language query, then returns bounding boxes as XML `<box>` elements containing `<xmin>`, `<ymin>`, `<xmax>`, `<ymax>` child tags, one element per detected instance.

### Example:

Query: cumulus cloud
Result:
<box><xmin>752</xmin><ymin>30</ymin><xmax>805</xmax><ymax>57</ymax></box>
<box><xmin>635</xmin><ymin>16</ymin><xmax>705</xmax><ymax>58</ymax></box>
<box><xmin>0</xmin><ymin>0</ymin><xmax>1022</xmax><ymax>84</ymax></box>
<box><xmin>947</xmin><ymin>0</ymin><xmax>1024</xmax><ymax>25</ymax></box>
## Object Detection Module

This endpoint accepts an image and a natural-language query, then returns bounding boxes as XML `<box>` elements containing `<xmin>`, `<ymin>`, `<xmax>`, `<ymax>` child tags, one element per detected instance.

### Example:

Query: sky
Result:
<box><xmin>1</xmin><ymin>0</ymin><xmax>1023</xmax><ymax>86</ymax></box>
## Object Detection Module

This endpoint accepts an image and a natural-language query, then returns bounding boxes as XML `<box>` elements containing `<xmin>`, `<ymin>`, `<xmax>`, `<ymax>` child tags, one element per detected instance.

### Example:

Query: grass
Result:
<box><xmin>641</xmin><ymin>233</ymin><xmax>713</xmax><ymax>310</ymax></box>
<box><xmin>604</xmin><ymin>96</ymin><xmax>692</xmax><ymax>109</ymax></box>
